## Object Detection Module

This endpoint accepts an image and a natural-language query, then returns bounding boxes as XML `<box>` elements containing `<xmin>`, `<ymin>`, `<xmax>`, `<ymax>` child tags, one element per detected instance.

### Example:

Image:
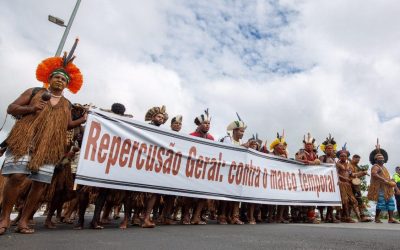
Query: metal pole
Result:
<box><xmin>55</xmin><ymin>0</ymin><xmax>82</xmax><ymax>56</ymax></box>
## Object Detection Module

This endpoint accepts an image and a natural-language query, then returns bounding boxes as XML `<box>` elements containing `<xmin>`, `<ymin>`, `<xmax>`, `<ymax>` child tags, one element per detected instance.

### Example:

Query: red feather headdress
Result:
<box><xmin>36</xmin><ymin>38</ymin><xmax>83</xmax><ymax>94</ymax></box>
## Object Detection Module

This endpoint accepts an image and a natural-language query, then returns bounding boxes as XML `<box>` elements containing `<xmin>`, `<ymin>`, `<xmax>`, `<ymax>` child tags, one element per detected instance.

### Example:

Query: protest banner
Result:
<box><xmin>76</xmin><ymin>109</ymin><xmax>341</xmax><ymax>206</ymax></box>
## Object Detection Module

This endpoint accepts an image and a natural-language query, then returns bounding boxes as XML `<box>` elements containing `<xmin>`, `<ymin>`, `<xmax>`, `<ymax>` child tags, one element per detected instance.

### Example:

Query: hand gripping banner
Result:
<box><xmin>75</xmin><ymin>109</ymin><xmax>342</xmax><ymax>206</ymax></box>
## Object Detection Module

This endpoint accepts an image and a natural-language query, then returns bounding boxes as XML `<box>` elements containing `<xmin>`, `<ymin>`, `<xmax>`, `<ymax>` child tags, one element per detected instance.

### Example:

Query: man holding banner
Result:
<box><xmin>142</xmin><ymin>105</ymin><xmax>169</xmax><ymax>228</ymax></box>
<box><xmin>295</xmin><ymin>133</ymin><xmax>320</xmax><ymax>223</ymax></box>
<box><xmin>159</xmin><ymin>115</ymin><xmax>183</xmax><ymax>225</ymax></box>
<box><xmin>220</xmin><ymin>114</ymin><xmax>247</xmax><ymax>225</ymax></box>
<box><xmin>90</xmin><ymin>103</ymin><xmax>133</xmax><ymax>230</ymax></box>
<box><xmin>182</xmin><ymin>109</ymin><xmax>214</xmax><ymax>225</ymax></box>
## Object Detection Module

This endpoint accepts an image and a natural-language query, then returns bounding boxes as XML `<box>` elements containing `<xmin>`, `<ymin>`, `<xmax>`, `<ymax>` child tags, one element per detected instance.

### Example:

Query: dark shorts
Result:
<box><xmin>1</xmin><ymin>150</ymin><xmax>55</xmax><ymax>184</ymax></box>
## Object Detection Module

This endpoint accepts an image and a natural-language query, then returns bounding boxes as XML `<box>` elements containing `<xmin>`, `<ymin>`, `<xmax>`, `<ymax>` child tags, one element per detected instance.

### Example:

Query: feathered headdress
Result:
<box><xmin>270</xmin><ymin>130</ymin><xmax>286</xmax><ymax>150</ymax></box>
<box><xmin>248</xmin><ymin>133</ymin><xmax>262</xmax><ymax>146</ymax></box>
<box><xmin>303</xmin><ymin>132</ymin><xmax>316</xmax><ymax>145</ymax></box>
<box><xmin>171</xmin><ymin>115</ymin><xmax>183</xmax><ymax>124</ymax></box>
<box><xmin>36</xmin><ymin>38</ymin><xmax>83</xmax><ymax>94</ymax></box>
<box><xmin>336</xmin><ymin>143</ymin><xmax>350</xmax><ymax>158</ymax></box>
<box><xmin>320</xmin><ymin>134</ymin><xmax>337</xmax><ymax>153</ymax></box>
<box><xmin>194</xmin><ymin>108</ymin><xmax>211</xmax><ymax>125</ymax></box>
<box><xmin>227</xmin><ymin>112</ymin><xmax>247</xmax><ymax>131</ymax></box>
<box><xmin>145</xmin><ymin>105</ymin><xmax>168</xmax><ymax>123</ymax></box>
<box><xmin>369</xmin><ymin>138</ymin><xmax>388</xmax><ymax>164</ymax></box>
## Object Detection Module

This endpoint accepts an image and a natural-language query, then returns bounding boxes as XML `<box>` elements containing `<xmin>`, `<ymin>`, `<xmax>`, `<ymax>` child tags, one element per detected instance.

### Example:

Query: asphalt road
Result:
<box><xmin>1</xmin><ymin>216</ymin><xmax>400</xmax><ymax>250</ymax></box>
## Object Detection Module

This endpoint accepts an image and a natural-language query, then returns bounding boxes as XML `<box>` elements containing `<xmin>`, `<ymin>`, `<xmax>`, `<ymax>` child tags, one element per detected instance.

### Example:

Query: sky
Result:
<box><xmin>1</xmin><ymin>0</ymin><xmax>400</xmax><ymax>173</ymax></box>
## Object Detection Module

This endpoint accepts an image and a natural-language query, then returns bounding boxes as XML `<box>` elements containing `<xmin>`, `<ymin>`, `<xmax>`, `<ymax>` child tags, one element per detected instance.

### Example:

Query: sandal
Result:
<box><xmin>375</xmin><ymin>219</ymin><xmax>383</xmax><ymax>223</ymax></box>
<box><xmin>141</xmin><ymin>217</ymin><xmax>156</xmax><ymax>228</ymax></box>
<box><xmin>141</xmin><ymin>223</ymin><xmax>155</xmax><ymax>228</ymax></box>
<box><xmin>182</xmin><ymin>214</ymin><xmax>191</xmax><ymax>225</ymax></box>
<box><xmin>217</xmin><ymin>219</ymin><xmax>228</xmax><ymax>225</ymax></box>
<box><xmin>191</xmin><ymin>219</ymin><xmax>206</xmax><ymax>225</ymax></box>
<box><xmin>388</xmin><ymin>219</ymin><xmax>400</xmax><ymax>224</ymax></box>
<box><xmin>191</xmin><ymin>220</ymin><xmax>206</xmax><ymax>225</ymax></box>
<box><xmin>359</xmin><ymin>217</ymin><xmax>371</xmax><ymax>223</ymax></box>
<box><xmin>344</xmin><ymin>218</ymin><xmax>356</xmax><ymax>223</ymax></box>
<box><xmin>73</xmin><ymin>225</ymin><xmax>83</xmax><ymax>230</ymax></box>
<box><xmin>231</xmin><ymin>217</ymin><xmax>244</xmax><ymax>225</ymax></box>
<box><xmin>217</xmin><ymin>216</ymin><xmax>228</xmax><ymax>225</ymax></box>
<box><xmin>131</xmin><ymin>217</ymin><xmax>141</xmax><ymax>226</ymax></box>
<box><xmin>248</xmin><ymin>220</ymin><xmax>257</xmax><ymax>225</ymax></box>
<box><xmin>90</xmin><ymin>223</ymin><xmax>104</xmax><ymax>229</ymax></box>
<box><xmin>325</xmin><ymin>218</ymin><xmax>340</xmax><ymax>223</ymax></box>
<box><xmin>182</xmin><ymin>219</ymin><xmax>191</xmax><ymax>225</ymax></box>
<box><xmin>162</xmin><ymin>217</ymin><xmax>177</xmax><ymax>225</ymax></box>
<box><xmin>15</xmin><ymin>227</ymin><xmax>35</xmax><ymax>234</ymax></box>
<box><xmin>63</xmin><ymin>218</ymin><xmax>74</xmax><ymax>224</ymax></box>
<box><xmin>44</xmin><ymin>221</ymin><xmax>57</xmax><ymax>229</ymax></box>
<box><xmin>309</xmin><ymin>218</ymin><xmax>320</xmax><ymax>224</ymax></box>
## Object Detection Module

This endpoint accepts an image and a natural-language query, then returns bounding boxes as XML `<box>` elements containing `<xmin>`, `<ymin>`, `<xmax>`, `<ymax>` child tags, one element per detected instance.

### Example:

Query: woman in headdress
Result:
<box><xmin>318</xmin><ymin>134</ymin><xmax>339</xmax><ymax>223</ymax></box>
<box><xmin>269</xmin><ymin>132</ymin><xmax>290</xmax><ymax>223</ymax></box>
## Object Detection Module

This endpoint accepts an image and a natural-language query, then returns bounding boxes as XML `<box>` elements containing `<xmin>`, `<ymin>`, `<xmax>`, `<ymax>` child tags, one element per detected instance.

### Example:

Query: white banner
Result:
<box><xmin>76</xmin><ymin>109</ymin><xmax>341</xmax><ymax>206</ymax></box>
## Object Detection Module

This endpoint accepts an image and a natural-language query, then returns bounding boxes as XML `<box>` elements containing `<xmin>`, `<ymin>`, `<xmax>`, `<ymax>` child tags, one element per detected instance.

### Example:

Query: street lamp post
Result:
<box><xmin>48</xmin><ymin>0</ymin><xmax>82</xmax><ymax>56</ymax></box>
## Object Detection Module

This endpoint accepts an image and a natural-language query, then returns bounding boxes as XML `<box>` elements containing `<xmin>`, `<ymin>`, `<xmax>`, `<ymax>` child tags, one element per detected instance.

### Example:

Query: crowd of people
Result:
<box><xmin>1</xmin><ymin>41</ymin><xmax>400</xmax><ymax>235</ymax></box>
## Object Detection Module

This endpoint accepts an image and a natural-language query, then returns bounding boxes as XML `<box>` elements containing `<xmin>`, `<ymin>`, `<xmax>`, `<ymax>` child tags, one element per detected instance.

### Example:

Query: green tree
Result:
<box><xmin>358</xmin><ymin>164</ymin><xmax>370</xmax><ymax>210</ymax></box>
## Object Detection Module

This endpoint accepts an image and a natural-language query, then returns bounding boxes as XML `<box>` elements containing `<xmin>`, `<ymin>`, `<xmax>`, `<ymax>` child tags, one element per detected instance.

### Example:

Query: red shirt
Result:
<box><xmin>190</xmin><ymin>131</ymin><xmax>214</xmax><ymax>141</ymax></box>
